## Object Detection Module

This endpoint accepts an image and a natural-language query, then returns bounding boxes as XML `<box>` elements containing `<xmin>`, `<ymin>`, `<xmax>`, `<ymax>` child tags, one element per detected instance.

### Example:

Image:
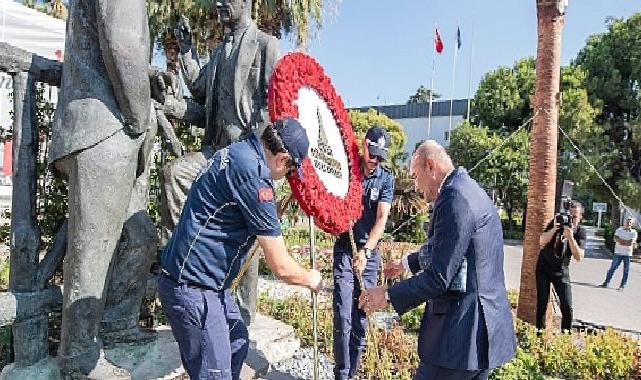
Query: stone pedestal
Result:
<box><xmin>1</xmin><ymin>314</ymin><xmax>301</xmax><ymax>380</ymax></box>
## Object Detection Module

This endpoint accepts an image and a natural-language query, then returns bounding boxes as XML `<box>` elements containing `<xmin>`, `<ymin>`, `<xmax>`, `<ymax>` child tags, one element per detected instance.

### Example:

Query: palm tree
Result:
<box><xmin>516</xmin><ymin>0</ymin><xmax>567</xmax><ymax>325</ymax></box>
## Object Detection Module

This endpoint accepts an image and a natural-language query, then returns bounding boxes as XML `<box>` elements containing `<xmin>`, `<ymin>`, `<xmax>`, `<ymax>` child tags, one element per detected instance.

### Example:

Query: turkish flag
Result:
<box><xmin>434</xmin><ymin>28</ymin><xmax>444</xmax><ymax>54</ymax></box>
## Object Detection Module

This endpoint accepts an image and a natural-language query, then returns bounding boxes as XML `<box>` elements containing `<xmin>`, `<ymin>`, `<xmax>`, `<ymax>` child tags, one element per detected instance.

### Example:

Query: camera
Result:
<box><xmin>555</xmin><ymin>180</ymin><xmax>574</xmax><ymax>228</ymax></box>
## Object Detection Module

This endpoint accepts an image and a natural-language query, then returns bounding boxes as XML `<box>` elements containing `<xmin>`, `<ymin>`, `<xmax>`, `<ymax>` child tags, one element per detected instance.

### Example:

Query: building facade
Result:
<box><xmin>351</xmin><ymin>99</ymin><xmax>468</xmax><ymax>158</ymax></box>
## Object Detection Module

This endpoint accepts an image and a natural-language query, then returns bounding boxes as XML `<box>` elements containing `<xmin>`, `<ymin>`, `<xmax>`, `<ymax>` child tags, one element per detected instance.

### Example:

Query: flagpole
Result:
<box><xmin>448</xmin><ymin>27</ymin><xmax>459</xmax><ymax>139</ymax></box>
<box><xmin>466</xmin><ymin>19</ymin><xmax>476</xmax><ymax>120</ymax></box>
<box><xmin>428</xmin><ymin>24</ymin><xmax>437</xmax><ymax>139</ymax></box>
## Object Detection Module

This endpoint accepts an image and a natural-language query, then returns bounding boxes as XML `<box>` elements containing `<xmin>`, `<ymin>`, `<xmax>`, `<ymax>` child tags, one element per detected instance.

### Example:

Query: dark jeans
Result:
<box><xmin>536</xmin><ymin>263</ymin><xmax>573</xmax><ymax>331</ymax></box>
<box><xmin>158</xmin><ymin>275</ymin><xmax>249</xmax><ymax>380</ymax></box>
<box><xmin>333</xmin><ymin>248</ymin><xmax>381</xmax><ymax>380</ymax></box>
<box><xmin>603</xmin><ymin>255</ymin><xmax>631</xmax><ymax>288</ymax></box>
<box><xmin>414</xmin><ymin>362</ymin><xmax>489</xmax><ymax>380</ymax></box>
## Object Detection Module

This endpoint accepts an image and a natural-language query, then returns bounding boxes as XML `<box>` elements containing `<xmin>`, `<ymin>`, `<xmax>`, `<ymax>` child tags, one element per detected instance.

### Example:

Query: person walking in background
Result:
<box><xmin>600</xmin><ymin>217</ymin><xmax>637</xmax><ymax>290</ymax></box>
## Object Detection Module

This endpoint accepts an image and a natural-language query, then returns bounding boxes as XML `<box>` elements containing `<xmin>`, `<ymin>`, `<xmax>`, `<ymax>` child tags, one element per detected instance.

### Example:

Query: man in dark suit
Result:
<box><xmin>360</xmin><ymin>141</ymin><xmax>516</xmax><ymax>380</ymax></box>
<box><xmin>155</xmin><ymin>0</ymin><xmax>279</xmax><ymax>327</ymax></box>
<box><xmin>49</xmin><ymin>0</ymin><xmax>152</xmax><ymax>377</ymax></box>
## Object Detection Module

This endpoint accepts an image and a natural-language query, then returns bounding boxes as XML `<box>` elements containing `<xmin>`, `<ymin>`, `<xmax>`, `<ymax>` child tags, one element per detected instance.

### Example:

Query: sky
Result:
<box><xmin>278</xmin><ymin>0</ymin><xmax>640</xmax><ymax>108</ymax></box>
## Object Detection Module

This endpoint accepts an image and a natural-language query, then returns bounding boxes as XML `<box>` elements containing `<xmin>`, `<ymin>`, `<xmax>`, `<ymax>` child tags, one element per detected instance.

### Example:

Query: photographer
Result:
<box><xmin>536</xmin><ymin>202</ymin><xmax>586</xmax><ymax>332</ymax></box>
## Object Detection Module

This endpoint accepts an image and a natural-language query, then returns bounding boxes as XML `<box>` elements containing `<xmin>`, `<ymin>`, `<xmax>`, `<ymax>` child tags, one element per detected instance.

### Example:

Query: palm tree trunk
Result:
<box><xmin>517</xmin><ymin>0</ymin><xmax>566</xmax><ymax>325</ymax></box>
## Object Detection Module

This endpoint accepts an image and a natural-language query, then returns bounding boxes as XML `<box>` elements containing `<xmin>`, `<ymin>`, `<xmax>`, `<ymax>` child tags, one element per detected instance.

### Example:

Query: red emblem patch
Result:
<box><xmin>258</xmin><ymin>188</ymin><xmax>273</xmax><ymax>202</ymax></box>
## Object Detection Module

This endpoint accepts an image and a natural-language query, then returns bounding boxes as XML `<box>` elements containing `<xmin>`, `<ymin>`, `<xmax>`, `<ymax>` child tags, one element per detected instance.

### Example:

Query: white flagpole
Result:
<box><xmin>428</xmin><ymin>25</ymin><xmax>437</xmax><ymax>139</ymax></box>
<box><xmin>467</xmin><ymin>20</ymin><xmax>476</xmax><ymax>120</ymax></box>
<box><xmin>448</xmin><ymin>27</ymin><xmax>459</xmax><ymax>139</ymax></box>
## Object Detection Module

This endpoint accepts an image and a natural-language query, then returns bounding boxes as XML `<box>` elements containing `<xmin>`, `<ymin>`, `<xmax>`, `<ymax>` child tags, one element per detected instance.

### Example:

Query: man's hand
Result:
<box><xmin>384</xmin><ymin>260</ymin><xmax>405</xmax><ymax>279</ymax></box>
<box><xmin>359</xmin><ymin>286</ymin><xmax>388</xmax><ymax>315</ymax></box>
<box><xmin>307</xmin><ymin>269</ymin><xmax>323</xmax><ymax>292</ymax></box>
<box><xmin>562</xmin><ymin>226</ymin><xmax>574</xmax><ymax>241</ymax></box>
<box><xmin>156</xmin><ymin>93</ymin><xmax>187</xmax><ymax>119</ymax></box>
<box><xmin>153</xmin><ymin>71</ymin><xmax>180</xmax><ymax>104</ymax></box>
<box><xmin>353</xmin><ymin>250</ymin><xmax>367</xmax><ymax>274</ymax></box>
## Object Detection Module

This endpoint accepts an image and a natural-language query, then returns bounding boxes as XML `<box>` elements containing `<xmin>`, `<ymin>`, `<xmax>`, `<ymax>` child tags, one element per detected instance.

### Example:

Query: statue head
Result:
<box><xmin>216</xmin><ymin>0</ymin><xmax>252</xmax><ymax>27</ymax></box>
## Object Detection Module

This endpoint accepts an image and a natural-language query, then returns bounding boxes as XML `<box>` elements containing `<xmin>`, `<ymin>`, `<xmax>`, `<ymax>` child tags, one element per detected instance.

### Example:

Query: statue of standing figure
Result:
<box><xmin>155</xmin><ymin>0</ymin><xmax>280</xmax><ymax>327</ymax></box>
<box><xmin>49</xmin><ymin>0</ymin><xmax>157</xmax><ymax>378</ymax></box>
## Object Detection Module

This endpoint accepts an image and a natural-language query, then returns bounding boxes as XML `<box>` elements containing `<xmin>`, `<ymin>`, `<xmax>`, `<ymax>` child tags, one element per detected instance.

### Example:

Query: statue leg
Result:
<box><xmin>235</xmin><ymin>253</ymin><xmax>259</xmax><ymax>326</ymax></box>
<box><xmin>56</xmin><ymin>130</ymin><xmax>143</xmax><ymax>376</ymax></box>
<box><xmin>159</xmin><ymin>149</ymin><xmax>211</xmax><ymax>242</ymax></box>
<box><xmin>101</xmin><ymin>114</ymin><xmax>159</xmax><ymax>345</ymax></box>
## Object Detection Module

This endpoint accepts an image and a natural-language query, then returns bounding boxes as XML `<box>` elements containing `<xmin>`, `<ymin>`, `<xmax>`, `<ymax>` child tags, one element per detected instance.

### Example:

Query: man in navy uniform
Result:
<box><xmin>361</xmin><ymin>141</ymin><xmax>515</xmax><ymax>380</ymax></box>
<box><xmin>332</xmin><ymin>126</ymin><xmax>395</xmax><ymax>379</ymax></box>
<box><xmin>158</xmin><ymin>117</ymin><xmax>321</xmax><ymax>380</ymax></box>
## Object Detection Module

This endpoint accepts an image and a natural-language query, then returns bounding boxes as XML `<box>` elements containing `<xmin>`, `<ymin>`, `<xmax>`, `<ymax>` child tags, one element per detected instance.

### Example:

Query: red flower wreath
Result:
<box><xmin>268</xmin><ymin>52</ymin><xmax>363</xmax><ymax>235</ymax></box>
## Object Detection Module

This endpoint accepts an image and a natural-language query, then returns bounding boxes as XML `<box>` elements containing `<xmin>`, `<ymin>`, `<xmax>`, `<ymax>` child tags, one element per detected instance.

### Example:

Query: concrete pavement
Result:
<box><xmin>503</xmin><ymin>237</ymin><xmax>641</xmax><ymax>336</ymax></box>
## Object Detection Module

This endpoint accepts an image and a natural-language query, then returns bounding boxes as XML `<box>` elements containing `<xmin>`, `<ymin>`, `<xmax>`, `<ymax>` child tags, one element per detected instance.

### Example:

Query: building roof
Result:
<box><xmin>351</xmin><ymin>99</ymin><xmax>469</xmax><ymax>119</ymax></box>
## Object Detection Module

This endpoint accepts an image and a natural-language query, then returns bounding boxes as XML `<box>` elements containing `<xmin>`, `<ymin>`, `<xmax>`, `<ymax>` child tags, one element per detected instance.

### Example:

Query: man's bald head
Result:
<box><xmin>410</xmin><ymin>140</ymin><xmax>455</xmax><ymax>203</ymax></box>
<box><xmin>414</xmin><ymin>140</ymin><xmax>454</xmax><ymax>172</ymax></box>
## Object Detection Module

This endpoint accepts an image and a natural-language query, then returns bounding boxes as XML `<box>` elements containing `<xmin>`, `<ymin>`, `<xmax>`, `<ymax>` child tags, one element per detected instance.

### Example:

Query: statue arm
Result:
<box><xmin>260</xmin><ymin>37</ymin><xmax>280</xmax><ymax>126</ymax></box>
<box><xmin>158</xmin><ymin>96</ymin><xmax>205</xmax><ymax>128</ymax></box>
<box><xmin>179</xmin><ymin>49</ymin><xmax>208</xmax><ymax>103</ymax></box>
<box><xmin>95</xmin><ymin>0</ymin><xmax>151</xmax><ymax>135</ymax></box>
<box><xmin>263</xmin><ymin>38</ymin><xmax>280</xmax><ymax>100</ymax></box>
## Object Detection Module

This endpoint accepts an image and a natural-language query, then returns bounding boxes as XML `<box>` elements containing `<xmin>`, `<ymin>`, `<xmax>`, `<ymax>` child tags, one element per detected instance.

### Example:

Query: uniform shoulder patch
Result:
<box><xmin>258</xmin><ymin>188</ymin><xmax>274</xmax><ymax>202</ymax></box>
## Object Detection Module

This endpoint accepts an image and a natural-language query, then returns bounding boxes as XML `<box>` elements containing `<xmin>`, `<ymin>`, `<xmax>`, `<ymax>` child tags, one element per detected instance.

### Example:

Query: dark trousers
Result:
<box><xmin>536</xmin><ymin>263</ymin><xmax>573</xmax><ymax>331</ymax></box>
<box><xmin>603</xmin><ymin>255</ymin><xmax>631</xmax><ymax>288</ymax></box>
<box><xmin>158</xmin><ymin>276</ymin><xmax>249</xmax><ymax>380</ymax></box>
<box><xmin>414</xmin><ymin>362</ymin><xmax>489</xmax><ymax>380</ymax></box>
<box><xmin>333</xmin><ymin>248</ymin><xmax>380</xmax><ymax>380</ymax></box>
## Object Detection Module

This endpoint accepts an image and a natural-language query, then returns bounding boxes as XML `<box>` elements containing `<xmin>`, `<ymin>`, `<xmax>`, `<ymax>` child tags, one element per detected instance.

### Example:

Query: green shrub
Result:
<box><xmin>603</xmin><ymin>223</ymin><xmax>616</xmax><ymax>252</ymax></box>
<box><xmin>507</xmin><ymin>289</ymin><xmax>519</xmax><ymax>309</ymax></box>
<box><xmin>490</xmin><ymin>347</ymin><xmax>545</xmax><ymax>380</ymax></box>
<box><xmin>0</xmin><ymin>326</ymin><xmax>11</xmax><ymax>371</ymax></box>
<box><xmin>0</xmin><ymin>260</ymin><xmax>8</xmax><ymax>290</ymax></box>
<box><xmin>258</xmin><ymin>293</ymin><xmax>640</xmax><ymax>380</ymax></box>
<box><xmin>399</xmin><ymin>304</ymin><xmax>424</xmax><ymax>334</ymax></box>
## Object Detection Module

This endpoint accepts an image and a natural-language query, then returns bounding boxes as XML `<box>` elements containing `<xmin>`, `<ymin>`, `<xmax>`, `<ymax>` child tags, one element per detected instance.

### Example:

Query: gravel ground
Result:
<box><xmin>267</xmin><ymin>348</ymin><xmax>334</xmax><ymax>380</ymax></box>
<box><xmin>258</xmin><ymin>276</ymin><xmax>332</xmax><ymax>303</ymax></box>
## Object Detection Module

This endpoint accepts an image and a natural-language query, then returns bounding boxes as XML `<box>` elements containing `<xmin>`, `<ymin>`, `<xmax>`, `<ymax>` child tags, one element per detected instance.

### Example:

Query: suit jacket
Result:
<box><xmin>389</xmin><ymin>168</ymin><xmax>516</xmax><ymax>370</ymax></box>
<box><xmin>180</xmin><ymin>21</ymin><xmax>279</xmax><ymax>149</ymax></box>
<box><xmin>49</xmin><ymin>0</ymin><xmax>151</xmax><ymax>163</ymax></box>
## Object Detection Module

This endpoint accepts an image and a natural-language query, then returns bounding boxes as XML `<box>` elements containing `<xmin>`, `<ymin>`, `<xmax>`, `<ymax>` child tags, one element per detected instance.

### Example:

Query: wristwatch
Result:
<box><xmin>364</xmin><ymin>247</ymin><xmax>373</xmax><ymax>259</ymax></box>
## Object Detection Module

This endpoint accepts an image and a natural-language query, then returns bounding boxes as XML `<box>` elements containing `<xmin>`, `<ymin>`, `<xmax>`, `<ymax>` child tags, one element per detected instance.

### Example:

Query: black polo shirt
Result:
<box><xmin>537</xmin><ymin>220</ymin><xmax>586</xmax><ymax>275</ymax></box>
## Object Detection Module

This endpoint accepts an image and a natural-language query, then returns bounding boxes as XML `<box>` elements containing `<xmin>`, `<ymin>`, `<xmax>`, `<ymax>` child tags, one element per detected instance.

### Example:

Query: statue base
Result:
<box><xmin>0</xmin><ymin>326</ymin><xmax>185</xmax><ymax>380</ymax></box>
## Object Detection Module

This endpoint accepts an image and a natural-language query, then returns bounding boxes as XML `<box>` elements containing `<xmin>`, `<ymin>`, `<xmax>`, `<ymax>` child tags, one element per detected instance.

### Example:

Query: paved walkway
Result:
<box><xmin>503</xmin><ymin>228</ymin><xmax>641</xmax><ymax>336</ymax></box>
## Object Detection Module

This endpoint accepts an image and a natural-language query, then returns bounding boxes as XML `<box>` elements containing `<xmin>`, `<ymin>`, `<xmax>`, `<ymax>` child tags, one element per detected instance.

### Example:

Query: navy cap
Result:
<box><xmin>273</xmin><ymin>117</ymin><xmax>310</xmax><ymax>170</ymax></box>
<box><xmin>365</xmin><ymin>126</ymin><xmax>390</xmax><ymax>161</ymax></box>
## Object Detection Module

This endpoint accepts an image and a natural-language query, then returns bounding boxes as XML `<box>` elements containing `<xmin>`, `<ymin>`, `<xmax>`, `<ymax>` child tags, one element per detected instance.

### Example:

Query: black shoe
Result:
<box><xmin>598</xmin><ymin>283</ymin><xmax>608</xmax><ymax>288</ymax></box>
<box><xmin>618</xmin><ymin>286</ymin><xmax>625</xmax><ymax>291</ymax></box>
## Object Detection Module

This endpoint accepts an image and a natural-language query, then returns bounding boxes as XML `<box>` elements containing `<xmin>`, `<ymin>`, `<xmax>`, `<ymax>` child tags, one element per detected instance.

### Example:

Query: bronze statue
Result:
<box><xmin>49</xmin><ymin>1</ymin><xmax>156</xmax><ymax>378</ymax></box>
<box><xmin>156</xmin><ymin>0</ymin><xmax>280</xmax><ymax>327</ymax></box>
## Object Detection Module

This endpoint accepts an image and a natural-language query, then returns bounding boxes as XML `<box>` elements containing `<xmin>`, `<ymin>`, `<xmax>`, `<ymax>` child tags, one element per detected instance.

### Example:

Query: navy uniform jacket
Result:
<box><xmin>161</xmin><ymin>133</ymin><xmax>281</xmax><ymax>290</ymax></box>
<box><xmin>335</xmin><ymin>163</ymin><xmax>394</xmax><ymax>250</ymax></box>
<box><xmin>389</xmin><ymin>168</ymin><xmax>516</xmax><ymax>370</ymax></box>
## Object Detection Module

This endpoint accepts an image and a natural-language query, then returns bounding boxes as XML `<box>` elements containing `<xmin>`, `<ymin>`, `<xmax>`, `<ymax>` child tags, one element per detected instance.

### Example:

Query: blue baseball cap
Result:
<box><xmin>365</xmin><ymin>126</ymin><xmax>390</xmax><ymax>161</ymax></box>
<box><xmin>273</xmin><ymin>117</ymin><xmax>310</xmax><ymax>171</ymax></box>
